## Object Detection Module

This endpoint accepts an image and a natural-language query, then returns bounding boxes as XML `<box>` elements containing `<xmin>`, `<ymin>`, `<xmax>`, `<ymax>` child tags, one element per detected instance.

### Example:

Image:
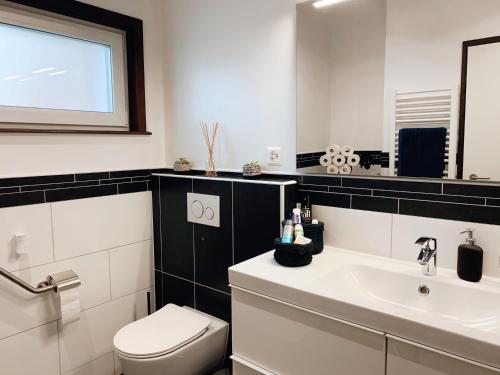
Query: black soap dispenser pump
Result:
<box><xmin>457</xmin><ymin>229</ymin><xmax>483</xmax><ymax>282</ymax></box>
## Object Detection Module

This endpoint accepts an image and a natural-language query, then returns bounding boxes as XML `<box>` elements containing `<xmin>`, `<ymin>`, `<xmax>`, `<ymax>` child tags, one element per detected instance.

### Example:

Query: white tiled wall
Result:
<box><xmin>0</xmin><ymin>192</ymin><xmax>153</xmax><ymax>375</ymax></box>
<box><xmin>313</xmin><ymin>205</ymin><xmax>500</xmax><ymax>278</ymax></box>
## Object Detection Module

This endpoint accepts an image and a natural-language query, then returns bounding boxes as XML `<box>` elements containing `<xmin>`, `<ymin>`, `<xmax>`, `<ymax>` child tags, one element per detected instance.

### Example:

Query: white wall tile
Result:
<box><xmin>58</xmin><ymin>288</ymin><xmax>150</xmax><ymax>374</ymax></box>
<box><xmin>313</xmin><ymin>205</ymin><xmax>393</xmax><ymax>257</ymax></box>
<box><xmin>0</xmin><ymin>203</ymin><xmax>53</xmax><ymax>272</ymax></box>
<box><xmin>64</xmin><ymin>353</ymin><xmax>114</xmax><ymax>375</ymax></box>
<box><xmin>392</xmin><ymin>215</ymin><xmax>500</xmax><ymax>277</ymax></box>
<box><xmin>0</xmin><ymin>251</ymin><xmax>111</xmax><ymax>340</ymax></box>
<box><xmin>0</xmin><ymin>322</ymin><xmax>60</xmax><ymax>375</ymax></box>
<box><xmin>52</xmin><ymin>192</ymin><xmax>152</xmax><ymax>260</ymax></box>
<box><xmin>109</xmin><ymin>240</ymin><xmax>152</xmax><ymax>299</ymax></box>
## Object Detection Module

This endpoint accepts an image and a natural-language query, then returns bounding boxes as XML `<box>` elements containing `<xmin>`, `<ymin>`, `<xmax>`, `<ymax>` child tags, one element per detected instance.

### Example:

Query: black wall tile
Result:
<box><xmin>329</xmin><ymin>186</ymin><xmax>372</xmax><ymax>196</ymax></box>
<box><xmin>161</xmin><ymin>273</ymin><xmax>194</xmax><ymax>308</ymax></box>
<box><xmin>195</xmin><ymin>285</ymin><xmax>231</xmax><ymax>324</ymax></box>
<box><xmin>21</xmin><ymin>180</ymin><xmax>98</xmax><ymax>192</ymax></box>
<box><xmin>154</xmin><ymin>271</ymin><xmax>163</xmax><ymax>310</ymax></box>
<box><xmin>233</xmin><ymin>182</ymin><xmax>281</xmax><ymax>264</ymax></box>
<box><xmin>285</xmin><ymin>184</ymin><xmax>298</xmax><ymax>216</ymax></box>
<box><xmin>160</xmin><ymin>177</ymin><xmax>194</xmax><ymax>280</ymax></box>
<box><xmin>374</xmin><ymin>190</ymin><xmax>486</xmax><ymax>205</ymax></box>
<box><xmin>110</xmin><ymin>169</ymin><xmax>151</xmax><ymax>178</ymax></box>
<box><xmin>151</xmin><ymin>176</ymin><xmax>162</xmax><ymax>271</ymax></box>
<box><xmin>299</xmin><ymin>184</ymin><xmax>328</xmax><ymax>192</ymax></box>
<box><xmin>193</xmin><ymin>180</ymin><xmax>233</xmax><ymax>294</ymax></box>
<box><xmin>400</xmin><ymin>200</ymin><xmax>500</xmax><ymax>225</ymax></box>
<box><xmin>45</xmin><ymin>184</ymin><xmax>117</xmax><ymax>203</ymax></box>
<box><xmin>0</xmin><ymin>174</ymin><xmax>75</xmax><ymax>188</ymax></box>
<box><xmin>75</xmin><ymin>172</ymin><xmax>110</xmax><ymax>181</ymax></box>
<box><xmin>101</xmin><ymin>178</ymin><xmax>131</xmax><ymax>185</ymax></box>
<box><xmin>118</xmin><ymin>181</ymin><xmax>148</xmax><ymax>194</ymax></box>
<box><xmin>443</xmin><ymin>183</ymin><xmax>500</xmax><ymax>198</ymax></box>
<box><xmin>487</xmin><ymin>198</ymin><xmax>500</xmax><ymax>207</ymax></box>
<box><xmin>307</xmin><ymin>191</ymin><xmax>350</xmax><ymax>209</ymax></box>
<box><xmin>0</xmin><ymin>187</ymin><xmax>20</xmax><ymax>194</ymax></box>
<box><xmin>343</xmin><ymin>177</ymin><xmax>441</xmax><ymax>194</ymax></box>
<box><xmin>302</xmin><ymin>175</ymin><xmax>341</xmax><ymax>187</ymax></box>
<box><xmin>0</xmin><ymin>191</ymin><xmax>45</xmax><ymax>208</ymax></box>
<box><xmin>351</xmin><ymin>195</ymin><xmax>398</xmax><ymax>214</ymax></box>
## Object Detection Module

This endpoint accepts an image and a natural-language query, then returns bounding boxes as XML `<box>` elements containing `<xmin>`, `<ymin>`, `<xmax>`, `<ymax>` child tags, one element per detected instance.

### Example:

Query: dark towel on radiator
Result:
<box><xmin>397</xmin><ymin>127</ymin><xmax>447</xmax><ymax>178</ymax></box>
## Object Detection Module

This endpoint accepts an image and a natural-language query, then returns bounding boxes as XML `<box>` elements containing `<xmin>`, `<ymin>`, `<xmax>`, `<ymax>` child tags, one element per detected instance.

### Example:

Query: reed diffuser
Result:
<box><xmin>200</xmin><ymin>122</ymin><xmax>219</xmax><ymax>177</ymax></box>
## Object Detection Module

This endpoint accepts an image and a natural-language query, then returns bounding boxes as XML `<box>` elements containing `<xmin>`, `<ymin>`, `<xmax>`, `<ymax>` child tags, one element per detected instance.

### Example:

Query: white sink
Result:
<box><xmin>229</xmin><ymin>246</ymin><xmax>500</xmax><ymax>369</ymax></box>
<box><xmin>329</xmin><ymin>264</ymin><xmax>500</xmax><ymax>330</ymax></box>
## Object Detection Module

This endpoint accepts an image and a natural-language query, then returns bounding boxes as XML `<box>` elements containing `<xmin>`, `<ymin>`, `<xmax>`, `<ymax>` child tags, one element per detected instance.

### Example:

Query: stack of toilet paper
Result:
<box><xmin>319</xmin><ymin>145</ymin><xmax>360</xmax><ymax>175</ymax></box>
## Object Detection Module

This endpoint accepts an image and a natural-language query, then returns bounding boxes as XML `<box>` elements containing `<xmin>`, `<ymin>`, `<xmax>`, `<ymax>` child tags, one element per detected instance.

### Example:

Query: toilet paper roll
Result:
<box><xmin>339</xmin><ymin>164</ymin><xmax>352</xmax><ymax>175</ymax></box>
<box><xmin>347</xmin><ymin>154</ymin><xmax>360</xmax><ymax>167</ymax></box>
<box><xmin>332</xmin><ymin>154</ymin><xmax>346</xmax><ymax>167</ymax></box>
<box><xmin>326</xmin><ymin>144</ymin><xmax>341</xmax><ymax>156</ymax></box>
<box><xmin>59</xmin><ymin>286</ymin><xmax>81</xmax><ymax>326</ymax></box>
<box><xmin>327</xmin><ymin>165</ymin><xmax>339</xmax><ymax>175</ymax></box>
<box><xmin>319</xmin><ymin>154</ymin><xmax>332</xmax><ymax>167</ymax></box>
<box><xmin>341</xmin><ymin>145</ymin><xmax>355</xmax><ymax>157</ymax></box>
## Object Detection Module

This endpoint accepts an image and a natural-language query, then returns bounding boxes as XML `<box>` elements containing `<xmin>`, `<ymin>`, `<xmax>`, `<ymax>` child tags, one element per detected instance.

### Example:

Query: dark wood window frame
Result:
<box><xmin>457</xmin><ymin>35</ymin><xmax>500</xmax><ymax>178</ymax></box>
<box><xmin>1</xmin><ymin>0</ymin><xmax>150</xmax><ymax>135</ymax></box>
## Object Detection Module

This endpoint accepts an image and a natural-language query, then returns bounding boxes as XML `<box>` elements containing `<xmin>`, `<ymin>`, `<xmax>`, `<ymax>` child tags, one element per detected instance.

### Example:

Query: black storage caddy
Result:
<box><xmin>273</xmin><ymin>238</ymin><xmax>314</xmax><ymax>267</ymax></box>
<box><xmin>281</xmin><ymin>221</ymin><xmax>324</xmax><ymax>254</ymax></box>
<box><xmin>303</xmin><ymin>222</ymin><xmax>324</xmax><ymax>254</ymax></box>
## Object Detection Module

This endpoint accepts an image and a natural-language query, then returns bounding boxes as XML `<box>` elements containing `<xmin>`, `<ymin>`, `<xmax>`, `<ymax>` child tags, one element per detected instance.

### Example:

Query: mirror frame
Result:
<box><xmin>457</xmin><ymin>35</ymin><xmax>500</xmax><ymax>179</ymax></box>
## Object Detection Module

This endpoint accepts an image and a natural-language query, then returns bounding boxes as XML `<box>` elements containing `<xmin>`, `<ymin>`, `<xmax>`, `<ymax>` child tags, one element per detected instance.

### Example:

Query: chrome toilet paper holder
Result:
<box><xmin>0</xmin><ymin>265</ymin><xmax>80</xmax><ymax>294</ymax></box>
<box><xmin>40</xmin><ymin>270</ymin><xmax>81</xmax><ymax>292</ymax></box>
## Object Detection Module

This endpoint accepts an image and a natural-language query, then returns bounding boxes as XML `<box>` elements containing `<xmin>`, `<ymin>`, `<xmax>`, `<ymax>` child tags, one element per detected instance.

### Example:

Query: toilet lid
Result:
<box><xmin>113</xmin><ymin>304</ymin><xmax>211</xmax><ymax>359</ymax></box>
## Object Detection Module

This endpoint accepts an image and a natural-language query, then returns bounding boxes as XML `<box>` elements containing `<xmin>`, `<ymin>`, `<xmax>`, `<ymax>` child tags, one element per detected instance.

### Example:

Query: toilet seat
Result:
<box><xmin>113</xmin><ymin>304</ymin><xmax>211</xmax><ymax>360</ymax></box>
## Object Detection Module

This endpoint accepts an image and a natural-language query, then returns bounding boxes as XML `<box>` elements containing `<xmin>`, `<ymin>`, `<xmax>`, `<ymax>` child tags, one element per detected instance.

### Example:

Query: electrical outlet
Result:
<box><xmin>267</xmin><ymin>147</ymin><xmax>282</xmax><ymax>166</ymax></box>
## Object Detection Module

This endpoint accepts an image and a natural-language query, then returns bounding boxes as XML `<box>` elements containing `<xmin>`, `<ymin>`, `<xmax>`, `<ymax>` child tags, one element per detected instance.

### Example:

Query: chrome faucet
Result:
<box><xmin>416</xmin><ymin>237</ymin><xmax>437</xmax><ymax>276</ymax></box>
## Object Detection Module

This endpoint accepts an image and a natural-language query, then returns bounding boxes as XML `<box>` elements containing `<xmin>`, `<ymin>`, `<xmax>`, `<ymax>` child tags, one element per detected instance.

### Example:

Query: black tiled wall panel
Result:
<box><xmin>298</xmin><ymin>175</ymin><xmax>500</xmax><ymax>225</ymax></box>
<box><xmin>153</xmin><ymin>175</ymin><xmax>293</xmax><ymax>367</ymax></box>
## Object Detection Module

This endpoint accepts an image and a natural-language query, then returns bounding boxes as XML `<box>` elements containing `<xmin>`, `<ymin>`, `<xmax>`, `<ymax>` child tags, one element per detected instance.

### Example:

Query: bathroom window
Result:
<box><xmin>0</xmin><ymin>1</ymin><xmax>148</xmax><ymax>134</ymax></box>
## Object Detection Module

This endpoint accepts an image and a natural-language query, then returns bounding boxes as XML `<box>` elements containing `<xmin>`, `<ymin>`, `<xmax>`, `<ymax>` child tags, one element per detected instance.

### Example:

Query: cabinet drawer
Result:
<box><xmin>232</xmin><ymin>355</ymin><xmax>275</xmax><ymax>375</ymax></box>
<box><xmin>387</xmin><ymin>336</ymin><xmax>500</xmax><ymax>375</ymax></box>
<box><xmin>231</xmin><ymin>287</ymin><xmax>386</xmax><ymax>375</ymax></box>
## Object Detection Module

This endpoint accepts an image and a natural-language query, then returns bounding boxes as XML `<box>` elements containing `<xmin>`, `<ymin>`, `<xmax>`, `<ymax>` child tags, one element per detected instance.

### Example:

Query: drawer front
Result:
<box><xmin>387</xmin><ymin>336</ymin><xmax>500</xmax><ymax>375</ymax></box>
<box><xmin>232</xmin><ymin>355</ymin><xmax>275</xmax><ymax>375</ymax></box>
<box><xmin>232</xmin><ymin>287</ymin><xmax>386</xmax><ymax>375</ymax></box>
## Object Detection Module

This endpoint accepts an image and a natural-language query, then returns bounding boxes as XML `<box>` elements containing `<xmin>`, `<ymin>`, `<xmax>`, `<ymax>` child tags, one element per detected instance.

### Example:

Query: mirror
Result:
<box><xmin>296</xmin><ymin>0</ymin><xmax>500</xmax><ymax>182</ymax></box>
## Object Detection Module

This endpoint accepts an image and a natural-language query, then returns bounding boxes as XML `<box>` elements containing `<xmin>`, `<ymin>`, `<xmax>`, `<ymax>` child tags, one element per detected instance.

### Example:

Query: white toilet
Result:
<box><xmin>113</xmin><ymin>304</ymin><xmax>229</xmax><ymax>375</ymax></box>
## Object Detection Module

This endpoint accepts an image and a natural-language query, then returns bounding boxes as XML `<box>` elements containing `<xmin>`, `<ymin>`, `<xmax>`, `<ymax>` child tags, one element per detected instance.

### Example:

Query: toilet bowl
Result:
<box><xmin>113</xmin><ymin>304</ymin><xmax>229</xmax><ymax>375</ymax></box>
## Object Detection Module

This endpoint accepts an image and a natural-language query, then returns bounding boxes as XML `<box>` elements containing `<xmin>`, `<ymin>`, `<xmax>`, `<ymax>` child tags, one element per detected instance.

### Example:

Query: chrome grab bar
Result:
<box><xmin>0</xmin><ymin>265</ymin><xmax>80</xmax><ymax>294</ymax></box>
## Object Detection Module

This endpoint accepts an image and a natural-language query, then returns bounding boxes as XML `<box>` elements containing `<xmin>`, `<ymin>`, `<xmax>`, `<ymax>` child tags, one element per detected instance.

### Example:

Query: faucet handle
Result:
<box><xmin>415</xmin><ymin>237</ymin><xmax>436</xmax><ymax>250</ymax></box>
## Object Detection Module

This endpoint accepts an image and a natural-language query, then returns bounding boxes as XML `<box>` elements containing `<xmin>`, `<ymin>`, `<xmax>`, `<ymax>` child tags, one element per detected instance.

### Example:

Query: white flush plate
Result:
<box><xmin>187</xmin><ymin>193</ymin><xmax>220</xmax><ymax>227</ymax></box>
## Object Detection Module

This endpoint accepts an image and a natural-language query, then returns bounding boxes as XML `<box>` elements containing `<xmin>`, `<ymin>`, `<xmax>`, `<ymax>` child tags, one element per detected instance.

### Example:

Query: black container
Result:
<box><xmin>457</xmin><ymin>229</ymin><xmax>483</xmax><ymax>282</ymax></box>
<box><xmin>303</xmin><ymin>222</ymin><xmax>324</xmax><ymax>254</ymax></box>
<box><xmin>282</xmin><ymin>221</ymin><xmax>324</xmax><ymax>254</ymax></box>
<box><xmin>273</xmin><ymin>238</ymin><xmax>313</xmax><ymax>267</ymax></box>
<box><xmin>457</xmin><ymin>244</ymin><xmax>483</xmax><ymax>282</ymax></box>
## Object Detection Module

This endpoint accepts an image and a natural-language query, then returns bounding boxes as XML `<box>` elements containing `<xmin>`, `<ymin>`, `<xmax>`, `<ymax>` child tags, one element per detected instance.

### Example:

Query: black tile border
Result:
<box><xmin>2</xmin><ymin>167</ymin><xmax>500</xmax><ymax>225</ymax></box>
<box><xmin>297</xmin><ymin>174</ymin><xmax>500</xmax><ymax>225</ymax></box>
<box><xmin>0</xmin><ymin>169</ymin><xmax>152</xmax><ymax>207</ymax></box>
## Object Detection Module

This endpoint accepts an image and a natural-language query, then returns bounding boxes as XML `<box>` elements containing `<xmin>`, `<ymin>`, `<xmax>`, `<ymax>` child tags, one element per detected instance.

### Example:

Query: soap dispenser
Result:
<box><xmin>457</xmin><ymin>229</ymin><xmax>483</xmax><ymax>282</ymax></box>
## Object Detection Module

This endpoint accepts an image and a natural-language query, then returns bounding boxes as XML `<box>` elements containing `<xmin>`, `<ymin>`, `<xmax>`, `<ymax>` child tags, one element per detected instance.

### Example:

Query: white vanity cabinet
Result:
<box><xmin>231</xmin><ymin>287</ymin><xmax>386</xmax><ymax>375</ymax></box>
<box><xmin>386</xmin><ymin>336</ymin><xmax>500</xmax><ymax>375</ymax></box>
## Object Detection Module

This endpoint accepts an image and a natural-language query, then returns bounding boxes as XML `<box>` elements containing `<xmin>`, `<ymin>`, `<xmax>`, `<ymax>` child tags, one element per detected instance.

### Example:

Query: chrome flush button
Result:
<box><xmin>204</xmin><ymin>207</ymin><xmax>215</xmax><ymax>220</ymax></box>
<box><xmin>191</xmin><ymin>200</ymin><xmax>204</xmax><ymax>218</ymax></box>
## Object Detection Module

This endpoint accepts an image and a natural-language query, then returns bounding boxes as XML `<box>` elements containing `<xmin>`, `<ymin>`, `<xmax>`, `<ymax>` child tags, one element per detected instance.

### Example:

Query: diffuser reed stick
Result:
<box><xmin>200</xmin><ymin>122</ymin><xmax>219</xmax><ymax>177</ymax></box>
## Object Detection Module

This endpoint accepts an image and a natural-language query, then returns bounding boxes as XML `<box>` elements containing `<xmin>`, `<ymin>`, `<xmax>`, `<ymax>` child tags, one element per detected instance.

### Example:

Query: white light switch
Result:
<box><xmin>187</xmin><ymin>193</ymin><xmax>220</xmax><ymax>227</ymax></box>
